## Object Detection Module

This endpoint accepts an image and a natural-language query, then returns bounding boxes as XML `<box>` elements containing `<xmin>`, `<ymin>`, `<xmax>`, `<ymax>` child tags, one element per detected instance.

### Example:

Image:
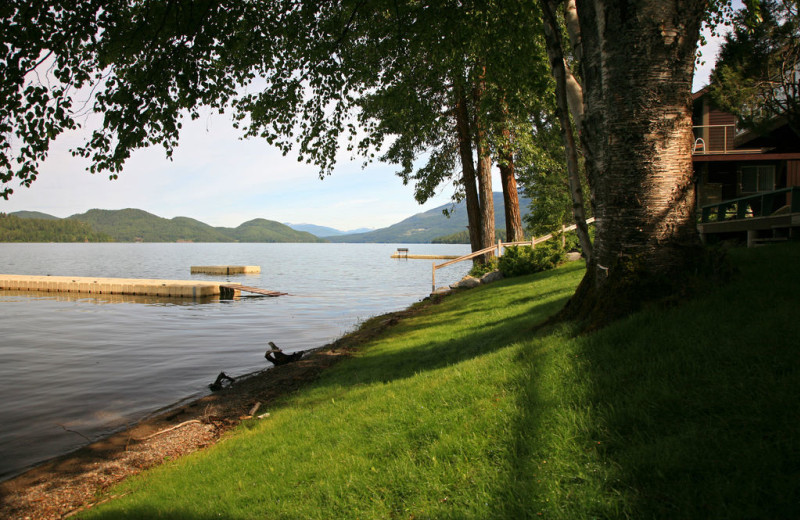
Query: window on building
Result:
<box><xmin>740</xmin><ymin>165</ymin><xmax>776</xmax><ymax>193</ymax></box>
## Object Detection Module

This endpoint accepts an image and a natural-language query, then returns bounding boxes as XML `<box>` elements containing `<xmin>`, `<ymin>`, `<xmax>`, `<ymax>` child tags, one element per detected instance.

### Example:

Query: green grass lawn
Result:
<box><xmin>80</xmin><ymin>243</ymin><xmax>800</xmax><ymax>519</ymax></box>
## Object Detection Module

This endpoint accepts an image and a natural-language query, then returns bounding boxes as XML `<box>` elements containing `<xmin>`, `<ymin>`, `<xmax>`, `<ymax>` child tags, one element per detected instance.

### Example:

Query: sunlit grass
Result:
<box><xmin>79</xmin><ymin>244</ymin><xmax>800</xmax><ymax>519</ymax></box>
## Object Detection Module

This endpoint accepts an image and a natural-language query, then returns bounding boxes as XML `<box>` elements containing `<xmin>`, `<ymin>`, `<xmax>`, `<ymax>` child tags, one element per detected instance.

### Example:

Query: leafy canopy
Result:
<box><xmin>1</xmin><ymin>0</ymin><xmax>552</xmax><ymax>206</ymax></box>
<box><xmin>710</xmin><ymin>0</ymin><xmax>800</xmax><ymax>136</ymax></box>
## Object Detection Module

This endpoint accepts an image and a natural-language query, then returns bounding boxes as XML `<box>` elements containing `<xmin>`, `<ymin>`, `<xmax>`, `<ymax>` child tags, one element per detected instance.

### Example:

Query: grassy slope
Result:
<box><xmin>81</xmin><ymin>243</ymin><xmax>800</xmax><ymax>519</ymax></box>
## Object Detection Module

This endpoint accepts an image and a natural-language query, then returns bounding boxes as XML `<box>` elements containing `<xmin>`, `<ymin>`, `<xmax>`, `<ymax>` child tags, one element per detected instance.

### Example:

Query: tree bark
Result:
<box><xmin>476</xmin><ymin>139</ymin><xmax>496</xmax><ymax>261</ymax></box>
<box><xmin>455</xmin><ymin>87</ymin><xmax>484</xmax><ymax>256</ymax></box>
<box><xmin>498</xmin><ymin>154</ymin><xmax>524</xmax><ymax>242</ymax></box>
<box><xmin>540</xmin><ymin>0</ymin><xmax>593</xmax><ymax>261</ymax></box>
<box><xmin>563</xmin><ymin>0</ymin><xmax>582</xmax><ymax>60</ymax></box>
<box><xmin>558</xmin><ymin>0</ymin><xmax>707</xmax><ymax>324</ymax></box>
<box><xmin>498</xmin><ymin>119</ymin><xmax>524</xmax><ymax>242</ymax></box>
<box><xmin>562</xmin><ymin>0</ymin><xmax>585</xmax><ymax>132</ymax></box>
<box><xmin>473</xmin><ymin>73</ymin><xmax>496</xmax><ymax>262</ymax></box>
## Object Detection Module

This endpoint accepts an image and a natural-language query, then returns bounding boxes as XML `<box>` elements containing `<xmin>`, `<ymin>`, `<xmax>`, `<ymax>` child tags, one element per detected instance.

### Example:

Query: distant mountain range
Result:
<box><xmin>326</xmin><ymin>192</ymin><xmax>531</xmax><ymax>243</ymax></box>
<box><xmin>7</xmin><ymin>210</ymin><xmax>60</xmax><ymax>220</ymax></box>
<box><xmin>6</xmin><ymin>192</ymin><xmax>530</xmax><ymax>243</ymax></box>
<box><xmin>7</xmin><ymin>209</ymin><xmax>323</xmax><ymax>243</ymax></box>
<box><xmin>283</xmin><ymin>223</ymin><xmax>374</xmax><ymax>237</ymax></box>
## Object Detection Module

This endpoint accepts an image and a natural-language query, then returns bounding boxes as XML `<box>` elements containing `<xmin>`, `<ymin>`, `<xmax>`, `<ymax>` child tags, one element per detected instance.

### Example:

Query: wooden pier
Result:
<box><xmin>0</xmin><ymin>275</ymin><xmax>284</xmax><ymax>299</ymax></box>
<box><xmin>220</xmin><ymin>284</ymin><xmax>287</xmax><ymax>297</ymax></box>
<box><xmin>390</xmin><ymin>253</ymin><xmax>461</xmax><ymax>260</ymax></box>
<box><xmin>190</xmin><ymin>265</ymin><xmax>261</xmax><ymax>275</ymax></box>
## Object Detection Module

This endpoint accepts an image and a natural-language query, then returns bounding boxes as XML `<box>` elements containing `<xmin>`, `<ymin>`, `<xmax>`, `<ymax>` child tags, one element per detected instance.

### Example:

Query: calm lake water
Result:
<box><xmin>0</xmin><ymin>242</ymin><xmax>471</xmax><ymax>481</ymax></box>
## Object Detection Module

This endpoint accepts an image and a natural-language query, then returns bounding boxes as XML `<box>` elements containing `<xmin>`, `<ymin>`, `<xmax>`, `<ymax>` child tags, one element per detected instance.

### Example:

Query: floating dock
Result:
<box><xmin>390</xmin><ymin>253</ymin><xmax>461</xmax><ymax>260</ymax></box>
<box><xmin>220</xmin><ymin>284</ymin><xmax>287</xmax><ymax>297</ymax></box>
<box><xmin>190</xmin><ymin>265</ymin><xmax>261</xmax><ymax>275</ymax></box>
<box><xmin>0</xmin><ymin>274</ymin><xmax>243</xmax><ymax>299</ymax></box>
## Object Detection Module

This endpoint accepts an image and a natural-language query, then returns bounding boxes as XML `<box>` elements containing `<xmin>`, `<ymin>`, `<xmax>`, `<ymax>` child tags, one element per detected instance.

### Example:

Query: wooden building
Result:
<box><xmin>692</xmin><ymin>88</ymin><xmax>800</xmax><ymax>244</ymax></box>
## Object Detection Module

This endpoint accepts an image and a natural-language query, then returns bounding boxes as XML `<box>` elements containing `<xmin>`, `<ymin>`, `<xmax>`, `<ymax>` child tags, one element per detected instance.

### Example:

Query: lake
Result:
<box><xmin>0</xmin><ymin>242</ymin><xmax>471</xmax><ymax>481</ymax></box>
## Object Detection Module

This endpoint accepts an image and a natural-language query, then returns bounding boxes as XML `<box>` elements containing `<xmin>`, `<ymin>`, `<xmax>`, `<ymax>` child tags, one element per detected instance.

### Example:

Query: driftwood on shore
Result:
<box><xmin>209</xmin><ymin>372</ymin><xmax>235</xmax><ymax>391</ymax></box>
<box><xmin>265</xmin><ymin>341</ymin><xmax>304</xmax><ymax>366</ymax></box>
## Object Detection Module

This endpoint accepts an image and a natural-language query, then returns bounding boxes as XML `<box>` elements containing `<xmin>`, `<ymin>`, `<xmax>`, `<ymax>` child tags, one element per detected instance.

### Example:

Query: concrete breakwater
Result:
<box><xmin>0</xmin><ymin>274</ymin><xmax>240</xmax><ymax>298</ymax></box>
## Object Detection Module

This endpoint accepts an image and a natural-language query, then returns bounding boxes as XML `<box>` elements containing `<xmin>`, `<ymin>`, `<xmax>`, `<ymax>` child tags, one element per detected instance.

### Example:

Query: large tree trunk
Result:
<box><xmin>498</xmin><ymin>125</ymin><xmax>524</xmax><ymax>242</ymax></box>
<box><xmin>540</xmin><ymin>0</ymin><xmax>593</xmax><ymax>261</ymax></box>
<box><xmin>473</xmin><ymin>75</ymin><xmax>496</xmax><ymax>262</ymax></box>
<box><xmin>476</xmin><ymin>140</ymin><xmax>496</xmax><ymax>261</ymax></box>
<box><xmin>498</xmin><ymin>158</ymin><xmax>524</xmax><ymax>242</ymax></box>
<box><xmin>560</xmin><ymin>0</ymin><xmax>706</xmax><ymax>324</ymax></box>
<box><xmin>455</xmin><ymin>88</ymin><xmax>484</xmax><ymax>257</ymax></box>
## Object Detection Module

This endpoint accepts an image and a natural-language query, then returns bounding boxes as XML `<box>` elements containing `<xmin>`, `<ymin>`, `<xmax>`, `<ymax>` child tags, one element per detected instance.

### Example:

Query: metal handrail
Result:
<box><xmin>432</xmin><ymin>217</ymin><xmax>596</xmax><ymax>291</ymax></box>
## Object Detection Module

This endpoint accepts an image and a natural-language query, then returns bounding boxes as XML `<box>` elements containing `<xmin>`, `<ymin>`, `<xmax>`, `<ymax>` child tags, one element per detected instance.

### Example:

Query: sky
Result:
<box><xmin>0</xmin><ymin>16</ymin><xmax>734</xmax><ymax>231</ymax></box>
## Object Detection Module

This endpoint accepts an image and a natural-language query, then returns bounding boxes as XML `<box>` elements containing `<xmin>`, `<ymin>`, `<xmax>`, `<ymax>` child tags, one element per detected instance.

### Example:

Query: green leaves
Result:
<box><xmin>709</xmin><ymin>0</ymin><xmax>800</xmax><ymax>137</ymax></box>
<box><xmin>1</xmin><ymin>0</ymin><xmax>547</xmax><ymax>210</ymax></box>
<box><xmin>1</xmin><ymin>1</ymin><xmax>107</xmax><ymax>197</ymax></box>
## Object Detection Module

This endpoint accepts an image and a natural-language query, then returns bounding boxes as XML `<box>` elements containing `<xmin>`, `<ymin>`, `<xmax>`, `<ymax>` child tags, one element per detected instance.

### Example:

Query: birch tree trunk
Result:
<box><xmin>561</xmin><ymin>0</ymin><xmax>706</xmax><ymax>323</ymax></box>
<box><xmin>563</xmin><ymin>0</ymin><xmax>585</xmax><ymax>131</ymax></box>
<box><xmin>540</xmin><ymin>0</ymin><xmax>594</xmax><ymax>262</ymax></box>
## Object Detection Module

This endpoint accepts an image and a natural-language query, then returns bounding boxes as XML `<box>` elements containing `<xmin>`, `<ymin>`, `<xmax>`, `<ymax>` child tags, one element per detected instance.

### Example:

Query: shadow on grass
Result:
<box><xmin>78</xmin><ymin>265</ymin><xmax>587</xmax><ymax>520</ymax></box>
<box><xmin>498</xmin><ymin>243</ymin><xmax>800</xmax><ymax>519</ymax></box>
<box><xmin>304</xmin><ymin>266</ymin><xmax>584</xmax><ymax>391</ymax></box>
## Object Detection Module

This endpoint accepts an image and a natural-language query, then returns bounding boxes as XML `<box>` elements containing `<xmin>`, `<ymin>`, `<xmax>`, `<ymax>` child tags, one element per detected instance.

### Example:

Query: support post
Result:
<box><xmin>747</xmin><ymin>229</ymin><xmax>758</xmax><ymax>248</ymax></box>
<box><xmin>497</xmin><ymin>239</ymin><xmax>502</xmax><ymax>258</ymax></box>
<box><xmin>432</xmin><ymin>262</ymin><xmax>436</xmax><ymax>292</ymax></box>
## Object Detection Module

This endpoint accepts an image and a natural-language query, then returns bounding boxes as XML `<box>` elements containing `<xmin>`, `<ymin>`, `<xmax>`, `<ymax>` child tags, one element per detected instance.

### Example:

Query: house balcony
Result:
<box><xmin>692</xmin><ymin>124</ymin><xmax>762</xmax><ymax>155</ymax></box>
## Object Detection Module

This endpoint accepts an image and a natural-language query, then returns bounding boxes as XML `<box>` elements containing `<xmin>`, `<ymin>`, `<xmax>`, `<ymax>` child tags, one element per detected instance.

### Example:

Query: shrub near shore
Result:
<box><xmin>80</xmin><ymin>244</ymin><xmax>800</xmax><ymax>519</ymax></box>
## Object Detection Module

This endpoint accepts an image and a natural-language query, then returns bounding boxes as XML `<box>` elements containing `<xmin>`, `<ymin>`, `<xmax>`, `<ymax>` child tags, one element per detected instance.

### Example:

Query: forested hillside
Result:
<box><xmin>0</xmin><ymin>213</ymin><xmax>112</xmax><ymax>242</ymax></box>
<box><xmin>221</xmin><ymin>219</ymin><xmax>325</xmax><ymax>243</ymax></box>
<box><xmin>5</xmin><ymin>209</ymin><xmax>325</xmax><ymax>242</ymax></box>
<box><xmin>327</xmin><ymin>193</ymin><xmax>531</xmax><ymax>243</ymax></box>
<box><xmin>68</xmin><ymin>209</ymin><xmax>231</xmax><ymax>242</ymax></box>
<box><xmin>68</xmin><ymin>209</ymin><xmax>325</xmax><ymax>242</ymax></box>
<box><xmin>432</xmin><ymin>229</ymin><xmax>509</xmax><ymax>244</ymax></box>
<box><xmin>8</xmin><ymin>211</ymin><xmax>60</xmax><ymax>220</ymax></box>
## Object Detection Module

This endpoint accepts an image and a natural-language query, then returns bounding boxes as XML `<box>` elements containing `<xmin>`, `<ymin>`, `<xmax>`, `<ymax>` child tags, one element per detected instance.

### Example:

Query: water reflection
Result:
<box><xmin>0</xmin><ymin>290</ymin><xmax>218</xmax><ymax>306</ymax></box>
<box><xmin>0</xmin><ymin>242</ymin><xmax>472</xmax><ymax>481</ymax></box>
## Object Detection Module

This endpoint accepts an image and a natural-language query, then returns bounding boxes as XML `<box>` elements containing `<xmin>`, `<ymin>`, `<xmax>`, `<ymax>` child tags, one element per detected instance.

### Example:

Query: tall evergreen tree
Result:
<box><xmin>710</xmin><ymin>0</ymin><xmax>800</xmax><ymax>137</ymax></box>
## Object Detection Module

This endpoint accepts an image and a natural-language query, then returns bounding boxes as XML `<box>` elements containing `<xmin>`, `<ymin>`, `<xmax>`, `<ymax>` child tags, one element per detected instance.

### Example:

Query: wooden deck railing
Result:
<box><xmin>432</xmin><ymin>217</ymin><xmax>596</xmax><ymax>291</ymax></box>
<box><xmin>700</xmin><ymin>187</ymin><xmax>800</xmax><ymax>223</ymax></box>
